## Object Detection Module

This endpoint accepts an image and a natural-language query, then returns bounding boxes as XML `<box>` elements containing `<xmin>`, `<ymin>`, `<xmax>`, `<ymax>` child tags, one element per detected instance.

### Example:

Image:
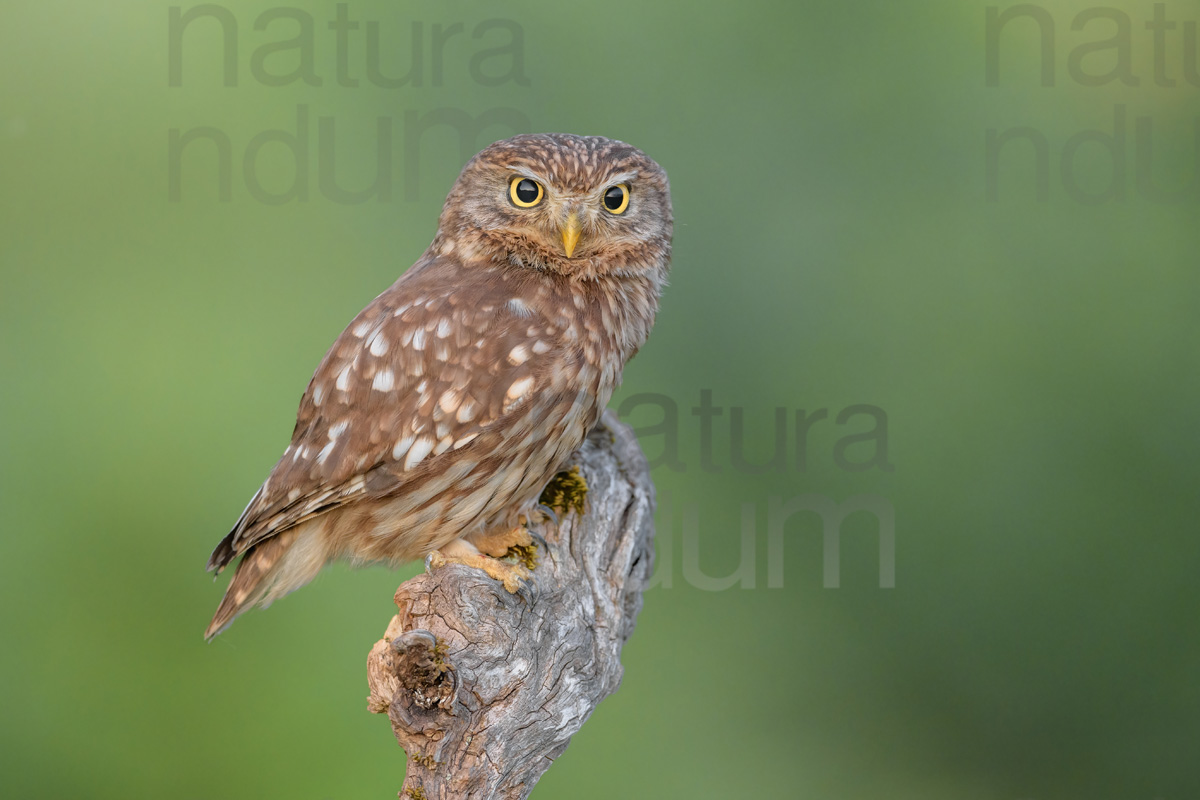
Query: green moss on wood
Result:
<box><xmin>506</xmin><ymin>541</ymin><xmax>539</xmax><ymax>570</ymax></box>
<box><xmin>539</xmin><ymin>466</ymin><xmax>588</xmax><ymax>516</ymax></box>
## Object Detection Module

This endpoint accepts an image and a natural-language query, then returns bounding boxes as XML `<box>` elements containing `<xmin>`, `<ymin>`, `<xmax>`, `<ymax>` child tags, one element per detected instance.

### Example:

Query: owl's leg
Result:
<box><xmin>466</xmin><ymin>522</ymin><xmax>533</xmax><ymax>558</ymax></box>
<box><xmin>470</xmin><ymin>521</ymin><xmax>541</xmax><ymax>572</ymax></box>
<box><xmin>429</xmin><ymin>537</ymin><xmax>531</xmax><ymax>593</ymax></box>
<box><xmin>464</xmin><ymin>502</ymin><xmax>555</xmax><ymax>570</ymax></box>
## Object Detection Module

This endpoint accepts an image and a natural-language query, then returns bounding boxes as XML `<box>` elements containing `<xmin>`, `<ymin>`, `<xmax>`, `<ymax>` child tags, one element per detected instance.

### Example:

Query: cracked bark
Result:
<box><xmin>366</xmin><ymin>411</ymin><xmax>655</xmax><ymax>799</ymax></box>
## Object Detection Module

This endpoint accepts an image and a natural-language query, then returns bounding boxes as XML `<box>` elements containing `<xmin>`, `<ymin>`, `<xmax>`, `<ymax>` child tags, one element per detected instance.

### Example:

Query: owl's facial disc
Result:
<box><xmin>434</xmin><ymin>135</ymin><xmax>671</xmax><ymax>278</ymax></box>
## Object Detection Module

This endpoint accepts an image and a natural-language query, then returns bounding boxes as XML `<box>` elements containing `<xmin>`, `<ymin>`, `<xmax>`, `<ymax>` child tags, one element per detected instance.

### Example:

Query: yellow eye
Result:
<box><xmin>509</xmin><ymin>177</ymin><xmax>543</xmax><ymax>208</ymax></box>
<box><xmin>602</xmin><ymin>183</ymin><xmax>630</xmax><ymax>214</ymax></box>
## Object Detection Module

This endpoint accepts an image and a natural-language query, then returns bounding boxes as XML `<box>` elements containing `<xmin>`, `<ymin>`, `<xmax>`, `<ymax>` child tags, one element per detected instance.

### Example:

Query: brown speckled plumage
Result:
<box><xmin>205</xmin><ymin>134</ymin><xmax>672</xmax><ymax>639</ymax></box>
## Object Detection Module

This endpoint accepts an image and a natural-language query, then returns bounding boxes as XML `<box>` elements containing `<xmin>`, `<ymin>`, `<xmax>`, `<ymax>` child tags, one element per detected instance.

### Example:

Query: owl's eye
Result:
<box><xmin>509</xmin><ymin>177</ymin><xmax>543</xmax><ymax>208</ymax></box>
<box><xmin>602</xmin><ymin>184</ymin><xmax>630</xmax><ymax>214</ymax></box>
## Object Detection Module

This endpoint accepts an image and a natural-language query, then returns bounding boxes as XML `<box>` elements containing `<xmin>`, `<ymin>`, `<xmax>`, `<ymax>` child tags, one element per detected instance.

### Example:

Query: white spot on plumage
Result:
<box><xmin>506</xmin><ymin>376</ymin><xmax>534</xmax><ymax>401</ymax></box>
<box><xmin>503</xmin><ymin>376</ymin><xmax>534</xmax><ymax>412</ymax></box>
<box><xmin>369</xmin><ymin>332</ymin><xmax>389</xmax><ymax>356</ymax></box>
<box><xmin>507</xmin><ymin>298</ymin><xmax>532</xmax><ymax>317</ymax></box>
<box><xmin>532</xmin><ymin>340</ymin><xmax>551</xmax><ymax>354</ymax></box>
<box><xmin>404</xmin><ymin>436</ymin><xmax>434</xmax><ymax>470</ymax></box>
<box><xmin>435</xmin><ymin>318</ymin><xmax>452</xmax><ymax>339</ymax></box>
<box><xmin>372</xmin><ymin>369</ymin><xmax>394</xmax><ymax>391</ymax></box>
<box><xmin>335</xmin><ymin>363</ymin><xmax>353</xmax><ymax>392</ymax></box>
<box><xmin>392</xmin><ymin>435</ymin><xmax>414</xmax><ymax>461</ymax></box>
<box><xmin>453</xmin><ymin>433</ymin><xmax>478</xmax><ymax>449</ymax></box>
<box><xmin>438</xmin><ymin>389</ymin><xmax>461</xmax><ymax>414</ymax></box>
<box><xmin>411</xmin><ymin>328</ymin><xmax>426</xmax><ymax>350</ymax></box>
<box><xmin>353</xmin><ymin>319</ymin><xmax>374</xmax><ymax>337</ymax></box>
<box><xmin>507</xmin><ymin>344</ymin><xmax>530</xmax><ymax>365</ymax></box>
<box><xmin>317</xmin><ymin>441</ymin><xmax>335</xmax><ymax>464</ymax></box>
<box><xmin>456</xmin><ymin>400</ymin><xmax>477</xmax><ymax>423</ymax></box>
<box><xmin>433</xmin><ymin>436</ymin><xmax>453</xmax><ymax>456</ymax></box>
<box><xmin>326</xmin><ymin>422</ymin><xmax>350</xmax><ymax>448</ymax></box>
<box><xmin>312</xmin><ymin>383</ymin><xmax>325</xmax><ymax>406</ymax></box>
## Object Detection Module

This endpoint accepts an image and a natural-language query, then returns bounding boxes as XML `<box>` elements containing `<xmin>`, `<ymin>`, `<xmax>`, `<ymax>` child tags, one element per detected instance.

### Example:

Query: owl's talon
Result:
<box><xmin>514</xmin><ymin>570</ymin><xmax>541</xmax><ymax>605</ymax></box>
<box><xmin>525</xmin><ymin>528</ymin><xmax>548</xmax><ymax>554</ymax></box>
<box><xmin>535</xmin><ymin>503</ymin><xmax>559</xmax><ymax>526</ymax></box>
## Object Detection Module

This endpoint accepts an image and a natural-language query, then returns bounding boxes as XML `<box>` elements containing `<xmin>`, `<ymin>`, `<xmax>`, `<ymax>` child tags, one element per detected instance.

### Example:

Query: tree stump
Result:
<box><xmin>366</xmin><ymin>410</ymin><xmax>655</xmax><ymax>799</ymax></box>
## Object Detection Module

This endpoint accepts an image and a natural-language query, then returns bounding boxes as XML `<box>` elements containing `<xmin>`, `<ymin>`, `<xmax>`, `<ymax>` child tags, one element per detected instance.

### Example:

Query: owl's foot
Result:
<box><xmin>429</xmin><ymin>537</ymin><xmax>532</xmax><ymax>593</ymax></box>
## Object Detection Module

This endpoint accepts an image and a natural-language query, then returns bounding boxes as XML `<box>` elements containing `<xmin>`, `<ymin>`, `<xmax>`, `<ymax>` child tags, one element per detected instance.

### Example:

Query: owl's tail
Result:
<box><xmin>205</xmin><ymin>529</ymin><xmax>300</xmax><ymax>641</ymax></box>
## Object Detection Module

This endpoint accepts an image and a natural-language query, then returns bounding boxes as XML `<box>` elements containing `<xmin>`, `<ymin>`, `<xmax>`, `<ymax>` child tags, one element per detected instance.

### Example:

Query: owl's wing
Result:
<box><xmin>207</xmin><ymin>257</ymin><xmax>577</xmax><ymax>572</ymax></box>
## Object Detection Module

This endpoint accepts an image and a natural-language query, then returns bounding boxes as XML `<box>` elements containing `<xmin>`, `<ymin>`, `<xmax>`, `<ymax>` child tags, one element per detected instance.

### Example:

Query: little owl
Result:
<box><xmin>205</xmin><ymin>133</ymin><xmax>673</xmax><ymax>639</ymax></box>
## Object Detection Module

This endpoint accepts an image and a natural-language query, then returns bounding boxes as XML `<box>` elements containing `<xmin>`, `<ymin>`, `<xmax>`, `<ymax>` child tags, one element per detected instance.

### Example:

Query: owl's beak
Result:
<box><xmin>560</xmin><ymin>212</ymin><xmax>582</xmax><ymax>258</ymax></box>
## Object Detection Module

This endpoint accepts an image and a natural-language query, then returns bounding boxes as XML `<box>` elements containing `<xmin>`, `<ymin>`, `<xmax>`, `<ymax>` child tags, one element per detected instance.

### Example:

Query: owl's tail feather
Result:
<box><xmin>204</xmin><ymin>530</ymin><xmax>298</xmax><ymax>641</ymax></box>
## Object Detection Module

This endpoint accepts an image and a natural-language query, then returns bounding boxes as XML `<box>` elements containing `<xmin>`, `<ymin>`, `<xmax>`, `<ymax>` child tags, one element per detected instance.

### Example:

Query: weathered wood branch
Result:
<box><xmin>366</xmin><ymin>411</ymin><xmax>655</xmax><ymax>799</ymax></box>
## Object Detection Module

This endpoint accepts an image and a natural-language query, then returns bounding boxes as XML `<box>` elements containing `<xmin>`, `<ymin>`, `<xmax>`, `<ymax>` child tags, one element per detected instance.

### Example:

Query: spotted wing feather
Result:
<box><xmin>207</xmin><ymin>256</ymin><xmax>571</xmax><ymax>572</ymax></box>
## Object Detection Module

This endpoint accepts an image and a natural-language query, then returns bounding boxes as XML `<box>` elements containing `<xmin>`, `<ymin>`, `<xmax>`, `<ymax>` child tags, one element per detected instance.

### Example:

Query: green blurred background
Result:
<box><xmin>3</xmin><ymin>0</ymin><xmax>1198</xmax><ymax>797</ymax></box>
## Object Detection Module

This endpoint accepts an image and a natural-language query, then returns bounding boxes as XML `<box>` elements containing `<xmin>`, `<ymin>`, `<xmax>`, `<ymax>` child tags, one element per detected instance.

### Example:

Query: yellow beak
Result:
<box><xmin>560</xmin><ymin>212</ymin><xmax>581</xmax><ymax>258</ymax></box>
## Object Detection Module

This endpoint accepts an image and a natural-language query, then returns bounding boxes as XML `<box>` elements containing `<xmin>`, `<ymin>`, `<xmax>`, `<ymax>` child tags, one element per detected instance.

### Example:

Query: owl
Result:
<box><xmin>205</xmin><ymin>133</ymin><xmax>673</xmax><ymax>639</ymax></box>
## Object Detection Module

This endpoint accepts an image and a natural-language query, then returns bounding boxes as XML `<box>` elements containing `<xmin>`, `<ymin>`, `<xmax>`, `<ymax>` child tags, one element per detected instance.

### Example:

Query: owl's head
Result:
<box><xmin>432</xmin><ymin>133</ymin><xmax>672</xmax><ymax>281</ymax></box>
